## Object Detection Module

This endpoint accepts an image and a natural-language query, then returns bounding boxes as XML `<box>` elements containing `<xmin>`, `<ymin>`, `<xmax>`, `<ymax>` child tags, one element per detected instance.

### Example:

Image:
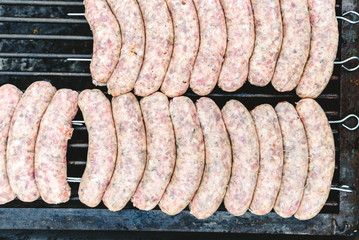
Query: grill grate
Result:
<box><xmin>0</xmin><ymin>0</ymin><xmax>356</xmax><ymax>235</ymax></box>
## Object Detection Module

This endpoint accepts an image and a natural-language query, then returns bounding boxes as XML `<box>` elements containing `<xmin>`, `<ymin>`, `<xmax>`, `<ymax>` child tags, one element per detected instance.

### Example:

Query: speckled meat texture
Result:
<box><xmin>218</xmin><ymin>0</ymin><xmax>254</xmax><ymax>92</ymax></box>
<box><xmin>296</xmin><ymin>0</ymin><xmax>338</xmax><ymax>98</ymax></box>
<box><xmin>0</xmin><ymin>84</ymin><xmax>22</xmax><ymax>204</ymax></box>
<box><xmin>189</xmin><ymin>0</ymin><xmax>227</xmax><ymax>96</ymax></box>
<box><xmin>250</xmin><ymin>104</ymin><xmax>283</xmax><ymax>215</ymax></box>
<box><xmin>190</xmin><ymin>98</ymin><xmax>231</xmax><ymax>219</ymax></box>
<box><xmin>274</xmin><ymin>102</ymin><xmax>308</xmax><ymax>218</ymax></box>
<box><xmin>271</xmin><ymin>0</ymin><xmax>310</xmax><ymax>92</ymax></box>
<box><xmin>34</xmin><ymin>89</ymin><xmax>78</xmax><ymax>204</ymax></box>
<box><xmin>7</xmin><ymin>81</ymin><xmax>56</xmax><ymax>202</ymax></box>
<box><xmin>84</xmin><ymin>0</ymin><xmax>121</xmax><ymax>86</ymax></box>
<box><xmin>107</xmin><ymin>0</ymin><xmax>145</xmax><ymax>96</ymax></box>
<box><xmin>103</xmin><ymin>93</ymin><xmax>146</xmax><ymax>212</ymax></box>
<box><xmin>78</xmin><ymin>90</ymin><xmax>117</xmax><ymax>208</ymax></box>
<box><xmin>133</xmin><ymin>0</ymin><xmax>174</xmax><ymax>97</ymax></box>
<box><xmin>159</xmin><ymin>96</ymin><xmax>205</xmax><ymax>215</ymax></box>
<box><xmin>295</xmin><ymin>99</ymin><xmax>335</xmax><ymax>220</ymax></box>
<box><xmin>160</xmin><ymin>0</ymin><xmax>200</xmax><ymax>98</ymax></box>
<box><xmin>248</xmin><ymin>0</ymin><xmax>283</xmax><ymax>87</ymax></box>
<box><xmin>222</xmin><ymin>100</ymin><xmax>259</xmax><ymax>216</ymax></box>
<box><xmin>131</xmin><ymin>92</ymin><xmax>176</xmax><ymax>210</ymax></box>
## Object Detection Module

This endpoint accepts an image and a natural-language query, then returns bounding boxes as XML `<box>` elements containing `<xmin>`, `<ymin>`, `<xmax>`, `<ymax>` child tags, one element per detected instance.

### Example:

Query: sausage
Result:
<box><xmin>218</xmin><ymin>0</ymin><xmax>255</xmax><ymax>92</ymax></box>
<box><xmin>84</xmin><ymin>0</ymin><xmax>121</xmax><ymax>86</ymax></box>
<box><xmin>0</xmin><ymin>84</ymin><xmax>22</xmax><ymax>204</ymax></box>
<box><xmin>190</xmin><ymin>97</ymin><xmax>231</xmax><ymax>219</ymax></box>
<box><xmin>160</xmin><ymin>0</ymin><xmax>200</xmax><ymax>97</ymax></box>
<box><xmin>295</xmin><ymin>99</ymin><xmax>335</xmax><ymax>220</ymax></box>
<box><xmin>7</xmin><ymin>81</ymin><xmax>56</xmax><ymax>202</ymax></box>
<box><xmin>248</xmin><ymin>0</ymin><xmax>283</xmax><ymax>87</ymax></box>
<box><xmin>103</xmin><ymin>93</ymin><xmax>146</xmax><ymax>211</ymax></box>
<box><xmin>159</xmin><ymin>96</ymin><xmax>205</xmax><ymax>215</ymax></box>
<box><xmin>189</xmin><ymin>0</ymin><xmax>227</xmax><ymax>96</ymax></box>
<box><xmin>274</xmin><ymin>102</ymin><xmax>309</xmax><ymax>218</ymax></box>
<box><xmin>131</xmin><ymin>92</ymin><xmax>176</xmax><ymax>210</ymax></box>
<box><xmin>296</xmin><ymin>0</ymin><xmax>338</xmax><ymax>98</ymax></box>
<box><xmin>133</xmin><ymin>0</ymin><xmax>174</xmax><ymax>97</ymax></box>
<box><xmin>250</xmin><ymin>104</ymin><xmax>283</xmax><ymax>215</ymax></box>
<box><xmin>222</xmin><ymin>100</ymin><xmax>259</xmax><ymax>216</ymax></box>
<box><xmin>271</xmin><ymin>0</ymin><xmax>310</xmax><ymax>92</ymax></box>
<box><xmin>107</xmin><ymin>0</ymin><xmax>145</xmax><ymax>96</ymax></box>
<box><xmin>78</xmin><ymin>89</ymin><xmax>117</xmax><ymax>207</ymax></box>
<box><xmin>34</xmin><ymin>89</ymin><xmax>79</xmax><ymax>204</ymax></box>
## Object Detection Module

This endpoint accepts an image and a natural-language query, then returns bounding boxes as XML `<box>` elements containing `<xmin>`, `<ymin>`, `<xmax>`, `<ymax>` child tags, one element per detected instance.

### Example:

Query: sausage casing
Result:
<box><xmin>189</xmin><ymin>0</ymin><xmax>227</xmax><ymax>96</ymax></box>
<box><xmin>0</xmin><ymin>84</ymin><xmax>22</xmax><ymax>204</ymax></box>
<box><xmin>274</xmin><ymin>101</ymin><xmax>309</xmax><ymax>218</ymax></box>
<box><xmin>250</xmin><ymin>104</ymin><xmax>283</xmax><ymax>215</ymax></box>
<box><xmin>190</xmin><ymin>97</ymin><xmax>231</xmax><ymax>219</ymax></box>
<box><xmin>131</xmin><ymin>92</ymin><xmax>176</xmax><ymax>210</ymax></box>
<box><xmin>78</xmin><ymin>89</ymin><xmax>117</xmax><ymax>207</ymax></box>
<box><xmin>103</xmin><ymin>93</ymin><xmax>146</xmax><ymax>211</ymax></box>
<box><xmin>295</xmin><ymin>99</ymin><xmax>335</xmax><ymax>220</ymax></box>
<box><xmin>35</xmin><ymin>89</ymin><xmax>78</xmax><ymax>204</ymax></box>
<box><xmin>222</xmin><ymin>100</ymin><xmax>259</xmax><ymax>216</ymax></box>
<box><xmin>159</xmin><ymin>96</ymin><xmax>205</xmax><ymax>215</ymax></box>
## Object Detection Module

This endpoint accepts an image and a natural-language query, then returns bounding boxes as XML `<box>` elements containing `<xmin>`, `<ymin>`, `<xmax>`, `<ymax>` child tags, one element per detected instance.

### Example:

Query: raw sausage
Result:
<box><xmin>295</xmin><ymin>99</ymin><xmax>335</xmax><ymax>220</ymax></box>
<box><xmin>218</xmin><ymin>0</ymin><xmax>255</xmax><ymax>92</ymax></box>
<box><xmin>296</xmin><ymin>0</ymin><xmax>338</xmax><ymax>98</ymax></box>
<box><xmin>159</xmin><ymin>96</ymin><xmax>205</xmax><ymax>215</ymax></box>
<box><xmin>35</xmin><ymin>89</ymin><xmax>79</xmax><ymax>204</ymax></box>
<box><xmin>271</xmin><ymin>0</ymin><xmax>310</xmax><ymax>92</ymax></box>
<box><xmin>274</xmin><ymin>101</ymin><xmax>308</xmax><ymax>218</ymax></box>
<box><xmin>84</xmin><ymin>0</ymin><xmax>121</xmax><ymax>86</ymax></box>
<box><xmin>248</xmin><ymin>0</ymin><xmax>282</xmax><ymax>87</ymax></box>
<box><xmin>134</xmin><ymin>0</ymin><xmax>174</xmax><ymax>97</ymax></box>
<box><xmin>7</xmin><ymin>81</ymin><xmax>56</xmax><ymax>202</ymax></box>
<box><xmin>189</xmin><ymin>0</ymin><xmax>227</xmax><ymax>96</ymax></box>
<box><xmin>250</xmin><ymin>104</ymin><xmax>283</xmax><ymax>215</ymax></box>
<box><xmin>78</xmin><ymin>89</ymin><xmax>117</xmax><ymax>207</ymax></box>
<box><xmin>131</xmin><ymin>92</ymin><xmax>176</xmax><ymax>210</ymax></box>
<box><xmin>107</xmin><ymin>0</ymin><xmax>145</xmax><ymax>96</ymax></box>
<box><xmin>0</xmin><ymin>84</ymin><xmax>22</xmax><ymax>204</ymax></box>
<box><xmin>103</xmin><ymin>93</ymin><xmax>146</xmax><ymax>211</ymax></box>
<box><xmin>190</xmin><ymin>97</ymin><xmax>231</xmax><ymax>219</ymax></box>
<box><xmin>222</xmin><ymin>100</ymin><xmax>259</xmax><ymax>216</ymax></box>
<box><xmin>160</xmin><ymin>0</ymin><xmax>200</xmax><ymax>97</ymax></box>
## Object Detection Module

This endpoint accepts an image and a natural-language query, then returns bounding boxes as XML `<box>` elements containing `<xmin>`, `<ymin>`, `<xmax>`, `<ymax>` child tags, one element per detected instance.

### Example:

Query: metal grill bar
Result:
<box><xmin>0</xmin><ymin>17</ymin><xmax>87</xmax><ymax>24</ymax></box>
<box><xmin>0</xmin><ymin>0</ymin><xmax>84</xmax><ymax>6</ymax></box>
<box><xmin>0</xmin><ymin>34</ymin><xmax>93</xmax><ymax>40</ymax></box>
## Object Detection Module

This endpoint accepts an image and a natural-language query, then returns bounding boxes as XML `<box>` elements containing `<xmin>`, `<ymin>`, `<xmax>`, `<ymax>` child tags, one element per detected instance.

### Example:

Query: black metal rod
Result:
<box><xmin>0</xmin><ymin>34</ymin><xmax>92</xmax><ymax>40</ymax></box>
<box><xmin>0</xmin><ymin>53</ymin><xmax>92</xmax><ymax>58</ymax></box>
<box><xmin>0</xmin><ymin>0</ymin><xmax>83</xmax><ymax>6</ymax></box>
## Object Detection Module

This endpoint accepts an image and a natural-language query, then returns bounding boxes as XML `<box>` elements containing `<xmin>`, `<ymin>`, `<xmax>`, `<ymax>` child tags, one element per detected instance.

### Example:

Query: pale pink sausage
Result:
<box><xmin>160</xmin><ymin>0</ymin><xmax>200</xmax><ymax>97</ymax></box>
<box><xmin>7</xmin><ymin>81</ymin><xmax>56</xmax><ymax>202</ymax></box>
<box><xmin>103</xmin><ymin>93</ymin><xmax>146</xmax><ymax>211</ymax></box>
<box><xmin>107</xmin><ymin>0</ymin><xmax>145</xmax><ymax>96</ymax></box>
<box><xmin>218</xmin><ymin>0</ymin><xmax>255</xmax><ymax>92</ymax></box>
<box><xmin>296</xmin><ymin>0</ymin><xmax>338</xmax><ymax>98</ymax></box>
<box><xmin>78</xmin><ymin>89</ymin><xmax>117</xmax><ymax>207</ymax></box>
<box><xmin>159</xmin><ymin>96</ymin><xmax>205</xmax><ymax>215</ymax></box>
<box><xmin>35</xmin><ymin>89</ymin><xmax>79</xmax><ymax>204</ymax></box>
<box><xmin>295</xmin><ymin>99</ymin><xmax>335</xmax><ymax>220</ymax></box>
<box><xmin>189</xmin><ymin>0</ymin><xmax>227</xmax><ymax>96</ymax></box>
<box><xmin>190</xmin><ymin>97</ymin><xmax>231</xmax><ymax>219</ymax></box>
<box><xmin>274</xmin><ymin>102</ymin><xmax>308</xmax><ymax>218</ymax></box>
<box><xmin>0</xmin><ymin>84</ymin><xmax>22</xmax><ymax>204</ymax></box>
<box><xmin>222</xmin><ymin>100</ymin><xmax>259</xmax><ymax>216</ymax></box>
<box><xmin>248</xmin><ymin>0</ymin><xmax>283</xmax><ymax>87</ymax></box>
<box><xmin>84</xmin><ymin>0</ymin><xmax>121</xmax><ymax>86</ymax></box>
<box><xmin>131</xmin><ymin>92</ymin><xmax>176</xmax><ymax>210</ymax></box>
<box><xmin>271</xmin><ymin>0</ymin><xmax>311</xmax><ymax>92</ymax></box>
<box><xmin>134</xmin><ymin>0</ymin><xmax>174</xmax><ymax>97</ymax></box>
<box><xmin>250</xmin><ymin>104</ymin><xmax>283</xmax><ymax>215</ymax></box>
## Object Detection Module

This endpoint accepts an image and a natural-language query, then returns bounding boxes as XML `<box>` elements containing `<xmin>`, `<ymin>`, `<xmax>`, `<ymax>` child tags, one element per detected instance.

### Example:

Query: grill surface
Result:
<box><xmin>0</xmin><ymin>0</ymin><xmax>358</xmax><ymax>236</ymax></box>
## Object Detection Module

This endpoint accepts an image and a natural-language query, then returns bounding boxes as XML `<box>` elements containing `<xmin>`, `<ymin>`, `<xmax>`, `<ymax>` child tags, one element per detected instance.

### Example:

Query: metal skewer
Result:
<box><xmin>336</xmin><ymin>11</ymin><xmax>359</xmax><ymax>24</ymax></box>
<box><xmin>334</xmin><ymin>56</ymin><xmax>359</xmax><ymax>72</ymax></box>
<box><xmin>329</xmin><ymin>114</ymin><xmax>359</xmax><ymax>131</ymax></box>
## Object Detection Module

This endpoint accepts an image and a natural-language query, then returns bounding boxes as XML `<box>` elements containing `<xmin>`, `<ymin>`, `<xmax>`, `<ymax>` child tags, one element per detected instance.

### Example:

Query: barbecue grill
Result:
<box><xmin>0</xmin><ymin>0</ymin><xmax>358</xmax><ymax>236</ymax></box>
